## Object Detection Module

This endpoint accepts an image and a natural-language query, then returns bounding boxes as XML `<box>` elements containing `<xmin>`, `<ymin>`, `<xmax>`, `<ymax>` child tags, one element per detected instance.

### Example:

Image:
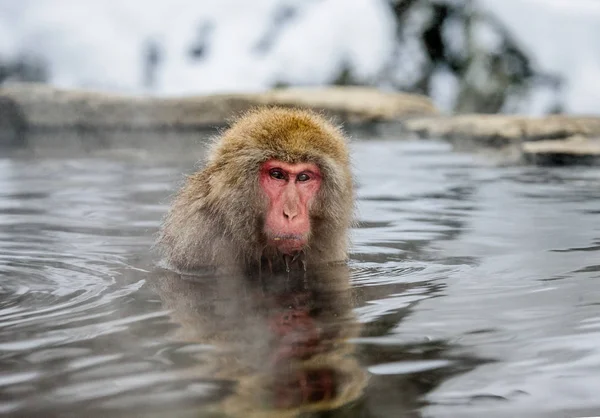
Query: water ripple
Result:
<box><xmin>1</xmin><ymin>142</ymin><xmax>599</xmax><ymax>417</ymax></box>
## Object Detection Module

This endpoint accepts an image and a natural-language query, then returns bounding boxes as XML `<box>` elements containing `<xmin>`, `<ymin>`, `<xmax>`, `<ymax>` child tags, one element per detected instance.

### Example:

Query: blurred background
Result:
<box><xmin>0</xmin><ymin>0</ymin><xmax>598</xmax><ymax>115</ymax></box>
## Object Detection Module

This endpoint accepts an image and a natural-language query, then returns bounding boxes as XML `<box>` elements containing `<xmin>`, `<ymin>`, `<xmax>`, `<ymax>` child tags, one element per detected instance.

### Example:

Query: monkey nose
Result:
<box><xmin>283</xmin><ymin>207</ymin><xmax>298</xmax><ymax>221</ymax></box>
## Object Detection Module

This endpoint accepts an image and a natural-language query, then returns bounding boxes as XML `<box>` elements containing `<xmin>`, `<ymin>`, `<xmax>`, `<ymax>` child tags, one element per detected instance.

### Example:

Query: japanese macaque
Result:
<box><xmin>157</xmin><ymin>107</ymin><xmax>354</xmax><ymax>275</ymax></box>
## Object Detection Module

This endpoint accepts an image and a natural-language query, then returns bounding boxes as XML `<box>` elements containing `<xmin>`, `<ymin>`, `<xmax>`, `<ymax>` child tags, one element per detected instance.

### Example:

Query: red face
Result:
<box><xmin>260</xmin><ymin>159</ymin><xmax>322</xmax><ymax>255</ymax></box>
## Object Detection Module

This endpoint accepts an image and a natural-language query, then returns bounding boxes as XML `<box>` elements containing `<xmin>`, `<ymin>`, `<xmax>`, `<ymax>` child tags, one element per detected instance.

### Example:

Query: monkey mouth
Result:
<box><xmin>270</xmin><ymin>234</ymin><xmax>307</xmax><ymax>254</ymax></box>
<box><xmin>272</xmin><ymin>233</ymin><xmax>304</xmax><ymax>242</ymax></box>
<box><xmin>262</xmin><ymin>233</ymin><xmax>309</xmax><ymax>272</ymax></box>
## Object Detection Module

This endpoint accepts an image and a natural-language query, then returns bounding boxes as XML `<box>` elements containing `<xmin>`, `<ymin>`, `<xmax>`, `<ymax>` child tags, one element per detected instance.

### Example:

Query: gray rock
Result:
<box><xmin>0</xmin><ymin>83</ymin><xmax>437</xmax><ymax>129</ymax></box>
<box><xmin>256</xmin><ymin>87</ymin><xmax>437</xmax><ymax>123</ymax></box>
<box><xmin>0</xmin><ymin>84</ymin><xmax>437</xmax><ymax>155</ymax></box>
<box><xmin>403</xmin><ymin>114</ymin><xmax>600</xmax><ymax>147</ymax></box>
<box><xmin>0</xmin><ymin>95</ymin><xmax>27</xmax><ymax>148</ymax></box>
<box><xmin>522</xmin><ymin>135</ymin><xmax>600</xmax><ymax>165</ymax></box>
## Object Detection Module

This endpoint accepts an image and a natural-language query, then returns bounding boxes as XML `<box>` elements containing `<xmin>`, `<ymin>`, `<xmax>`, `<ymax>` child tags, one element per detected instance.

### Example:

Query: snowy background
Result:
<box><xmin>0</xmin><ymin>0</ymin><xmax>599</xmax><ymax>115</ymax></box>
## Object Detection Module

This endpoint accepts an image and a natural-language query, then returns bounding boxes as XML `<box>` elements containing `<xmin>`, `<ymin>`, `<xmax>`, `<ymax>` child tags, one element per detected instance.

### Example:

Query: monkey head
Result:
<box><xmin>158</xmin><ymin>107</ymin><xmax>354</xmax><ymax>274</ymax></box>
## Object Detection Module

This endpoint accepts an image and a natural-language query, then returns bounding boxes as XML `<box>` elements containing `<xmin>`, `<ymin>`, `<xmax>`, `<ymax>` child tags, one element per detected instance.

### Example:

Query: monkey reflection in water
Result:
<box><xmin>152</xmin><ymin>107</ymin><xmax>365</xmax><ymax>415</ymax></box>
<box><xmin>151</xmin><ymin>266</ymin><xmax>365</xmax><ymax>417</ymax></box>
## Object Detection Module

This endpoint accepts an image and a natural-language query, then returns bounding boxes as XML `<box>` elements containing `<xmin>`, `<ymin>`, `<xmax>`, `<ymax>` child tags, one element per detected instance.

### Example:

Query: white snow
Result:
<box><xmin>0</xmin><ymin>0</ymin><xmax>394</xmax><ymax>95</ymax></box>
<box><xmin>479</xmin><ymin>0</ymin><xmax>600</xmax><ymax>114</ymax></box>
<box><xmin>0</xmin><ymin>0</ymin><xmax>599</xmax><ymax>114</ymax></box>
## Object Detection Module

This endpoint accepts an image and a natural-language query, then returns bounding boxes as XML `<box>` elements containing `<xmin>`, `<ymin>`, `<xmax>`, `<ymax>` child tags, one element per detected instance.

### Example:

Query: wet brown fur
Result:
<box><xmin>157</xmin><ymin>107</ymin><xmax>354</xmax><ymax>275</ymax></box>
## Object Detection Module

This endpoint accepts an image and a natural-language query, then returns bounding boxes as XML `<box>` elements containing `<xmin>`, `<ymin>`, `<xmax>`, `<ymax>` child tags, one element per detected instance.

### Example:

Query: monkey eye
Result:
<box><xmin>269</xmin><ymin>169</ymin><xmax>286</xmax><ymax>180</ymax></box>
<box><xmin>296</xmin><ymin>173</ymin><xmax>311</xmax><ymax>182</ymax></box>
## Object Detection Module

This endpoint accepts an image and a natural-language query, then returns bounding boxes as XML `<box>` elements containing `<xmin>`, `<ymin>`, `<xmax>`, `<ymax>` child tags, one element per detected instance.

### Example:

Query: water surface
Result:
<box><xmin>1</xmin><ymin>139</ymin><xmax>599</xmax><ymax>417</ymax></box>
